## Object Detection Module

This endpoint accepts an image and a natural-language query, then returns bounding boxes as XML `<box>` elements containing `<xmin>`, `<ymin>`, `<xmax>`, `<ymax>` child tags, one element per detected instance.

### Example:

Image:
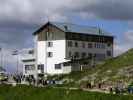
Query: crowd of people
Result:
<box><xmin>80</xmin><ymin>81</ymin><xmax>133</xmax><ymax>94</ymax></box>
<box><xmin>1</xmin><ymin>74</ymin><xmax>133</xmax><ymax>95</ymax></box>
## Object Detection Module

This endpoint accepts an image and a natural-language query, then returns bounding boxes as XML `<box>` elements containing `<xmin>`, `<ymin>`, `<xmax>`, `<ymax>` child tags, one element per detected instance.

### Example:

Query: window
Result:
<box><xmin>48</xmin><ymin>52</ymin><xmax>53</xmax><ymax>57</ymax></box>
<box><xmin>69</xmin><ymin>51</ymin><xmax>72</xmax><ymax>58</ymax></box>
<box><xmin>82</xmin><ymin>52</ymin><xmax>86</xmax><ymax>58</ymax></box>
<box><xmin>82</xmin><ymin>42</ymin><xmax>85</xmax><ymax>48</ymax></box>
<box><xmin>25</xmin><ymin>65</ymin><xmax>35</xmax><ymax>70</ymax></box>
<box><xmin>75</xmin><ymin>42</ymin><xmax>78</xmax><ymax>47</ymax></box>
<box><xmin>95</xmin><ymin>43</ymin><xmax>105</xmax><ymax>49</ymax></box>
<box><xmin>38</xmin><ymin>64</ymin><xmax>44</xmax><ymax>70</ymax></box>
<box><xmin>68</xmin><ymin>41</ymin><xmax>73</xmax><ymax>47</ymax></box>
<box><xmin>88</xmin><ymin>53</ymin><xmax>92</xmax><ymax>59</ymax></box>
<box><xmin>47</xmin><ymin>32</ymin><xmax>53</xmax><ymax>40</ymax></box>
<box><xmin>95</xmin><ymin>53</ymin><xmax>105</xmax><ymax>60</ymax></box>
<box><xmin>25</xmin><ymin>65</ymin><xmax>30</xmax><ymax>70</ymax></box>
<box><xmin>31</xmin><ymin>66</ymin><xmax>35</xmax><ymax>70</ymax></box>
<box><xmin>107</xmin><ymin>51</ymin><xmax>111</xmax><ymax>56</ymax></box>
<box><xmin>101</xmin><ymin>44</ymin><xmax>105</xmax><ymax>49</ymax></box>
<box><xmin>74</xmin><ymin>52</ymin><xmax>79</xmax><ymax>58</ymax></box>
<box><xmin>107</xmin><ymin>43</ymin><xmax>111</xmax><ymax>47</ymax></box>
<box><xmin>95</xmin><ymin>43</ymin><xmax>97</xmax><ymax>48</ymax></box>
<box><xmin>48</xmin><ymin>42</ymin><xmax>53</xmax><ymax>47</ymax></box>
<box><xmin>55</xmin><ymin>64</ymin><xmax>61</xmax><ymax>69</ymax></box>
<box><xmin>88</xmin><ymin>43</ymin><xmax>93</xmax><ymax>48</ymax></box>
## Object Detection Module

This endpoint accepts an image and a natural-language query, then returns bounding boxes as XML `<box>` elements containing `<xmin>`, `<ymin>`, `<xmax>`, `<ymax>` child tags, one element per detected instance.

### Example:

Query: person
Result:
<box><xmin>128</xmin><ymin>86</ymin><xmax>133</xmax><ymax>94</ymax></box>
<box><xmin>109</xmin><ymin>87</ymin><xmax>113</xmax><ymax>94</ymax></box>
<box><xmin>98</xmin><ymin>83</ymin><xmax>102</xmax><ymax>89</ymax></box>
<box><xmin>87</xmin><ymin>83</ymin><xmax>92</xmax><ymax>89</ymax></box>
<box><xmin>115</xmin><ymin>87</ymin><xmax>120</xmax><ymax>94</ymax></box>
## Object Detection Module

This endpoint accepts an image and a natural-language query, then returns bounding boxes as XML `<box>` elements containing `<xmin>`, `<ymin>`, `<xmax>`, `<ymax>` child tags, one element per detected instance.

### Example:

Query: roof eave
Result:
<box><xmin>33</xmin><ymin>22</ymin><xmax>65</xmax><ymax>35</ymax></box>
<box><xmin>65</xmin><ymin>31</ymin><xmax>114</xmax><ymax>37</ymax></box>
<box><xmin>33</xmin><ymin>22</ymin><xmax>49</xmax><ymax>35</ymax></box>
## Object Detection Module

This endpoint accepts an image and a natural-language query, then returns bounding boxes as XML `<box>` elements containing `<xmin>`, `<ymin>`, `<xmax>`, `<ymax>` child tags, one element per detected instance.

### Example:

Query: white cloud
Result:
<box><xmin>0</xmin><ymin>0</ymin><xmax>133</xmax><ymax>72</ymax></box>
<box><xmin>114</xmin><ymin>30</ymin><xmax>133</xmax><ymax>56</ymax></box>
<box><xmin>1</xmin><ymin>0</ymin><xmax>133</xmax><ymax>25</ymax></box>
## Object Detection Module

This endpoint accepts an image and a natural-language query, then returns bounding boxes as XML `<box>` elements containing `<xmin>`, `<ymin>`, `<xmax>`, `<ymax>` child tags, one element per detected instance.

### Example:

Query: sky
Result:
<box><xmin>0</xmin><ymin>0</ymin><xmax>133</xmax><ymax>73</ymax></box>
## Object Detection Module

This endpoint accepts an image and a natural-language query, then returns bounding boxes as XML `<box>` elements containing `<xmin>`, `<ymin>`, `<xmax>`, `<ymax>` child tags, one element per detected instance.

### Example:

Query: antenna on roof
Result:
<box><xmin>45</xmin><ymin>15</ymin><xmax>50</xmax><ymax>23</ymax></box>
<box><xmin>97</xmin><ymin>24</ymin><xmax>103</xmax><ymax>35</ymax></box>
<box><xmin>64</xmin><ymin>25</ymin><xmax>68</xmax><ymax>31</ymax></box>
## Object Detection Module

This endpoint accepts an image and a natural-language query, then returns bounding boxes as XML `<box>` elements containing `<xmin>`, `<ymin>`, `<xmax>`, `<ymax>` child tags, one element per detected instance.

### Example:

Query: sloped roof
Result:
<box><xmin>34</xmin><ymin>22</ymin><xmax>113</xmax><ymax>37</ymax></box>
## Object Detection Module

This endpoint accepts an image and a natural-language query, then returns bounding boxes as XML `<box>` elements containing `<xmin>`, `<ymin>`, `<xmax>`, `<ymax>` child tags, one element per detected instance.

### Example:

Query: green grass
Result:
<box><xmin>0</xmin><ymin>85</ymin><xmax>132</xmax><ymax>100</ymax></box>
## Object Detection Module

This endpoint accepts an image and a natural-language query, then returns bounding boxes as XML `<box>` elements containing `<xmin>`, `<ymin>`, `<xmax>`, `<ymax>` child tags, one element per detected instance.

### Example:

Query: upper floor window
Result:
<box><xmin>48</xmin><ymin>52</ymin><xmax>53</xmax><ymax>57</ymax></box>
<box><xmin>101</xmin><ymin>44</ymin><xmax>105</xmax><ymax>49</ymax></box>
<box><xmin>107</xmin><ymin>43</ymin><xmax>111</xmax><ymax>47</ymax></box>
<box><xmin>68</xmin><ymin>41</ymin><xmax>73</xmax><ymax>47</ymax></box>
<box><xmin>82</xmin><ymin>42</ymin><xmax>85</xmax><ymax>48</ymax></box>
<box><xmin>95</xmin><ymin>43</ymin><xmax>105</xmax><ymax>49</ymax></box>
<box><xmin>88</xmin><ymin>43</ymin><xmax>93</xmax><ymax>48</ymax></box>
<box><xmin>55</xmin><ymin>64</ymin><xmax>61</xmax><ymax>69</ymax></box>
<box><xmin>75</xmin><ymin>42</ymin><xmax>78</xmax><ymax>47</ymax></box>
<box><xmin>48</xmin><ymin>42</ymin><xmax>53</xmax><ymax>47</ymax></box>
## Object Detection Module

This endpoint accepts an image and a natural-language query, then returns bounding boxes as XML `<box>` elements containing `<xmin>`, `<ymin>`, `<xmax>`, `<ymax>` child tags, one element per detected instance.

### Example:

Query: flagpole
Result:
<box><xmin>12</xmin><ymin>50</ymin><xmax>19</xmax><ymax>75</ymax></box>
<box><xmin>0</xmin><ymin>48</ymin><xmax>2</xmax><ymax>68</ymax></box>
<box><xmin>16</xmin><ymin>51</ymin><xmax>19</xmax><ymax>75</ymax></box>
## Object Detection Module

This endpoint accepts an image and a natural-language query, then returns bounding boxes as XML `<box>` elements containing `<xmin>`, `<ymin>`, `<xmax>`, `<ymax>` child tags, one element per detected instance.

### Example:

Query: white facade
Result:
<box><xmin>37</xmin><ymin>40</ymin><xmax>70</xmax><ymax>75</ymax></box>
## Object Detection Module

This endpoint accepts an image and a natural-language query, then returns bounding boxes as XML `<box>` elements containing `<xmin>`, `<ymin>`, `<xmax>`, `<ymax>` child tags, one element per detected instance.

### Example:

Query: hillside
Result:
<box><xmin>59</xmin><ymin>48</ymin><xmax>133</xmax><ymax>87</ymax></box>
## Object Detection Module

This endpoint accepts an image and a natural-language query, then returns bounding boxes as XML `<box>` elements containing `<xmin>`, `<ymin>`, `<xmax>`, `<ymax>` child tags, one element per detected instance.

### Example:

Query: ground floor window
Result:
<box><xmin>107</xmin><ymin>50</ymin><xmax>111</xmax><ymax>56</ymax></box>
<box><xmin>74</xmin><ymin>52</ymin><xmax>80</xmax><ymax>58</ymax></box>
<box><xmin>25</xmin><ymin>65</ymin><xmax>35</xmax><ymax>70</ymax></box>
<box><xmin>38</xmin><ymin>64</ymin><xmax>44</xmax><ymax>70</ymax></box>
<box><xmin>82</xmin><ymin>52</ymin><xmax>86</xmax><ymax>58</ymax></box>
<box><xmin>55</xmin><ymin>64</ymin><xmax>61</xmax><ymax>69</ymax></box>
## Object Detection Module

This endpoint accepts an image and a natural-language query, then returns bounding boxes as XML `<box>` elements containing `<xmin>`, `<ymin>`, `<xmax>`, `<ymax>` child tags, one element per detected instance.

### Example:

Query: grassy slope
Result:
<box><xmin>0</xmin><ymin>85</ymin><xmax>132</xmax><ymax>100</ymax></box>
<box><xmin>61</xmin><ymin>48</ymin><xmax>133</xmax><ymax>84</ymax></box>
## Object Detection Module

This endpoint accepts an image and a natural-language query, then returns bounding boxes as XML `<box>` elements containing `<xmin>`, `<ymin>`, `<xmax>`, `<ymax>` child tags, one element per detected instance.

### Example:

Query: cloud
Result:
<box><xmin>0</xmin><ymin>0</ymin><xmax>133</xmax><ymax>73</ymax></box>
<box><xmin>1</xmin><ymin>0</ymin><xmax>133</xmax><ymax>24</ymax></box>
<box><xmin>0</xmin><ymin>0</ymin><xmax>133</xmax><ymax>48</ymax></box>
<box><xmin>114</xmin><ymin>30</ymin><xmax>133</xmax><ymax>56</ymax></box>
